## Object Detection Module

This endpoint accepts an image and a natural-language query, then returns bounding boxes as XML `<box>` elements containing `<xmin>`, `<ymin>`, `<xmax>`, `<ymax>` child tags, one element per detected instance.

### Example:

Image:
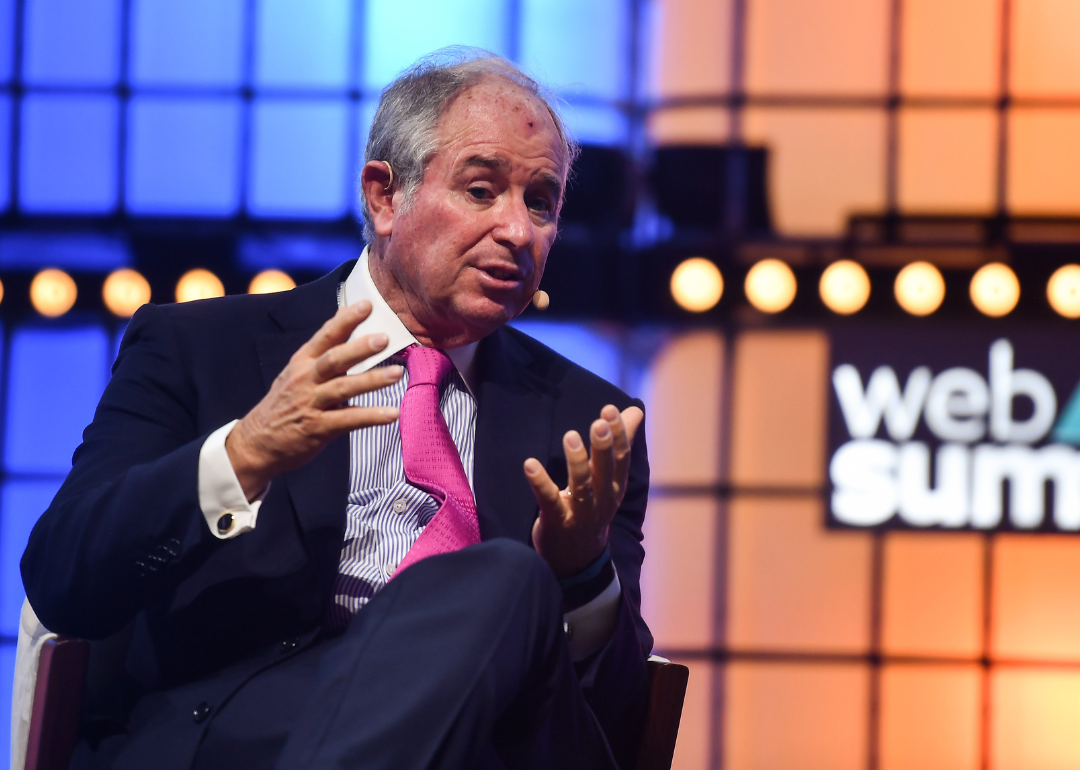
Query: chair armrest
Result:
<box><xmin>25</xmin><ymin>636</ymin><xmax>89</xmax><ymax>770</ymax></box>
<box><xmin>635</xmin><ymin>659</ymin><xmax>690</xmax><ymax>770</ymax></box>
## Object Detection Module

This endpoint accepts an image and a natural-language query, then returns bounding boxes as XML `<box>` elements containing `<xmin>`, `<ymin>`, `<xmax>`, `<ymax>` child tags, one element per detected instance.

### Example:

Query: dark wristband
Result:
<box><xmin>560</xmin><ymin>548</ymin><xmax>615</xmax><ymax>611</ymax></box>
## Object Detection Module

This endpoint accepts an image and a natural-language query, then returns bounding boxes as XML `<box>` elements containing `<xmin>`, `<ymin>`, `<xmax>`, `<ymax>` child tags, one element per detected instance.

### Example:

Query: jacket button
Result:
<box><xmin>279</xmin><ymin>638</ymin><xmax>299</xmax><ymax>654</ymax></box>
<box><xmin>193</xmin><ymin>701</ymin><xmax>212</xmax><ymax>724</ymax></box>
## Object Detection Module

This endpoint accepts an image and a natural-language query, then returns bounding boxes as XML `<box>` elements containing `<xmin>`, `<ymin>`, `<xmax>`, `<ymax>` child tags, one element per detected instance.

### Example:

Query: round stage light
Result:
<box><xmin>249</xmin><ymin>269</ymin><xmax>296</xmax><ymax>295</ymax></box>
<box><xmin>670</xmin><ymin>257</ymin><xmax>723</xmax><ymax>312</ymax></box>
<box><xmin>894</xmin><ymin>261</ymin><xmax>945</xmax><ymax>316</ymax></box>
<box><xmin>30</xmin><ymin>269</ymin><xmax>77</xmax><ymax>318</ymax></box>
<box><xmin>0</xmin><ymin>278</ymin><xmax>6</xmax><ymax>306</ymax></box>
<box><xmin>102</xmin><ymin>269</ymin><xmax>151</xmax><ymax>318</ymax></box>
<box><xmin>176</xmin><ymin>269</ymin><xmax>225</xmax><ymax>303</ymax></box>
<box><xmin>745</xmin><ymin>258</ymin><xmax>796</xmax><ymax>313</ymax></box>
<box><xmin>970</xmin><ymin>262</ymin><xmax>1019</xmax><ymax>317</ymax></box>
<box><xmin>1047</xmin><ymin>264</ymin><xmax>1080</xmax><ymax>318</ymax></box>
<box><xmin>819</xmin><ymin>260</ymin><xmax>870</xmax><ymax>315</ymax></box>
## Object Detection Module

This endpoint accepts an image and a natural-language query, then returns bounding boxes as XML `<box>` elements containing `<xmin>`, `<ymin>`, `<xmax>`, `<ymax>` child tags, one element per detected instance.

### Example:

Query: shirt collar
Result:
<box><xmin>343</xmin><ymin>246</ymin><xmax>480</xmax><ymax>395</ymax></box>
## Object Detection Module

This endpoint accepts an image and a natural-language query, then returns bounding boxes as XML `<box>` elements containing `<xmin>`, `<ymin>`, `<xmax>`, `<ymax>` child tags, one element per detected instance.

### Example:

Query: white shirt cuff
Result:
<box><xmin>198</xmin><ymin>419</ymin><xmax>265</xmax><ymax>539</ymax></box>
<box><xmin>563</xmin><ymin>571</ymin><xmax>622</xmax><ymax>662</ymax></box>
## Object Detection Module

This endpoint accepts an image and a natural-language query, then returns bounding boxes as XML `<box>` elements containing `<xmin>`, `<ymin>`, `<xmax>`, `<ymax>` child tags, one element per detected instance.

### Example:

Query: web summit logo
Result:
<box><xmin>830</xmin><ymin>338</ymin><xmax>1080</xmax><ymax>531</ymax></box>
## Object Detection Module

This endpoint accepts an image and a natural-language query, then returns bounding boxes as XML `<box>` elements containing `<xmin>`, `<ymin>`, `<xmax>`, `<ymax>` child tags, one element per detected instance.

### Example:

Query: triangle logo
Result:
<box><xmin>1052</xmin><ymin>381</ymin><xmax>1080</xmax><ymax>445</ymax></box>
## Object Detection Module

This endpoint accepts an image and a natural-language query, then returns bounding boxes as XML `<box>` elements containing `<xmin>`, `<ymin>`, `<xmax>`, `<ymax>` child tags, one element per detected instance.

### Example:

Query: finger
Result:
<box><xmin>312</xmin><ymin>365</ymin><xmax>403</xmax><ymax>409</ymax></box>
<box><xmin>620</xmin><ymin>405</ymin><xmax>644</xmax><ymax>444</ymax></box>
<box><xmin>589</xmin><ymin>417</ymin><xmax>616</xmax><ymax>511</ymax></box>
<box><xmin>313</xmin><ymin>332</ymin><xmax>390</xmax><ymax>382</ymax></box>
<box><xmin>320</xmin><ymin>404</ymin><xmax>400</xmax><ymax>435</ymax></box>
<box><xmin>302</xmin><ymin>301</ymin><xmax>373</xmax><ymax>358</ymax></box>
<box><xmin>606</xmin><ymin>405</ymin><xmax>643</xmax><ymax>501</ymax></box>
<box><xmin>563</xmin><ymin>430</ymin><xmax>591</xmax><ymax>503</ymax></box>
<box><xmin>523</xmin><ymin>458</ymin><xmax>564</xmax><ymax>522</ymax></box>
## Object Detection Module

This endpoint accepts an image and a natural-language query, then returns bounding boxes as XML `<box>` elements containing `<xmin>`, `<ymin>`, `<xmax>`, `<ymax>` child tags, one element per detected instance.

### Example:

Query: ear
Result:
<box><xmin>361</xmin><ymin>161</ymin><xmax>396</xmax><ymax>237</ymax></box>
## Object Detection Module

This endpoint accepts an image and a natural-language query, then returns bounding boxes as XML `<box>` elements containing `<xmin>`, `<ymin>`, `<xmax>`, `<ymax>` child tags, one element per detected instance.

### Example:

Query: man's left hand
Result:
<box><xmin>524</xmin><ymin>405</ymin><xmax>644</xmax><ymax>579</ymax></box>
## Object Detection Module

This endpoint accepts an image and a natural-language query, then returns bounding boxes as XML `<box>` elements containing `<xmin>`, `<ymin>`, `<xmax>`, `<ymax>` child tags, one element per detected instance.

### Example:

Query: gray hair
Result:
<box><xmin>360</xmin><ymin>47</ymin><xmax>578</xmax><ymax>241</ymax></box>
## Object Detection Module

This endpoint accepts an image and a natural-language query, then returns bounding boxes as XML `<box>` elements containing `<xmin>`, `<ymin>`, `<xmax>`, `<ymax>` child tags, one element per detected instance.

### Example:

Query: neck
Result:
<box><xmin>367</xmin><ymin>241</ymin><xmax>485</xmax><ymax>349</ymax></box>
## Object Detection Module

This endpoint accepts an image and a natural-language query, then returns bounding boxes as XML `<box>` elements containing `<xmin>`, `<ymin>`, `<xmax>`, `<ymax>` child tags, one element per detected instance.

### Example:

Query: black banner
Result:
<box><xmin>827</xmin><ymin>325</ymin><xmax>1080</xmax><ymax>532</ymax></box>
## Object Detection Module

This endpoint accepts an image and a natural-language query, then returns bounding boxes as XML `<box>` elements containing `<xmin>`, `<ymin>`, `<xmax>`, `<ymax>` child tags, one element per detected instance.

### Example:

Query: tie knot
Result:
<box><xmin>403</xmin><ymin>345</ymin><xmax>453</xmax><ymax>388</ymax></box>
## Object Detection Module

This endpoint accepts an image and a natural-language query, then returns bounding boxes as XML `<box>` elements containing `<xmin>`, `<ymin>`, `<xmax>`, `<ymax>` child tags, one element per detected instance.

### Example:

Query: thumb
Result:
<box><xmin>523</xmin><ymin>458</ymin><xmax>564</xmax><ymax>521</ymax></box>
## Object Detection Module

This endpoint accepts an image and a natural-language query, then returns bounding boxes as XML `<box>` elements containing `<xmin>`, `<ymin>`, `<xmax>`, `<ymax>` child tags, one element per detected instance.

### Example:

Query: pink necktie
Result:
<box><xmin>391</xmin><ymin>345</ymin><xmax>481</xmax><ymax>577</ymax></box>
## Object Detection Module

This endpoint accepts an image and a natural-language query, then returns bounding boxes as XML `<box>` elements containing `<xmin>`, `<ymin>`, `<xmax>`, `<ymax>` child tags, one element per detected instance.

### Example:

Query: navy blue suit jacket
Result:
<box><xmin>21</xmin><ymin>260</ymin><xmax>653</xmax><ymax>766</ymax></box>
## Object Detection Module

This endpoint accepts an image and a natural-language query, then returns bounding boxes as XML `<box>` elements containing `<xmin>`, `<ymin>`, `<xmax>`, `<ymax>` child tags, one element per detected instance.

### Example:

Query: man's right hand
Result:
<box><xmin>226</xmin><ymin>300</ymin><xmax>403</xmax><ymax>500</ymax></box>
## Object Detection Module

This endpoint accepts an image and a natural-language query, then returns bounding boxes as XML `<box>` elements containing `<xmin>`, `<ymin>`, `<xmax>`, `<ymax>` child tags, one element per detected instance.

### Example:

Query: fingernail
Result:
<box><xmin>566</xmin><ymin>433</ymin><xmax>583</xmax><ymax>450</ymax></box>
<box><xmin>524</xmin><ymin>458</ymin><xmax>541</xmax><ymax>475</ymax></box>
<box><xmin>595</xmin><ymin>421</ymin><xmax>610</xmax><ymax>438</ymax></box>
<box><xmin>371</xmin><ymin>333</ymin><xmax>388</xmax><ymax>349</ymax></box>
<box><xmin>385</xmin><ymin>365</ymin><xmax>403</xmax><ymax>379</ymax></box>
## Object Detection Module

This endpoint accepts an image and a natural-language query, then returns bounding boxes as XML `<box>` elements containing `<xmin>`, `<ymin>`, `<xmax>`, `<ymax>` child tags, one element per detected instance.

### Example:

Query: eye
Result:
<box><xmin>467</xmin><ymin>185</ymin><xmax>493</xmax><ymax>201</ymax></box>
<box><xmin>527</xmin><ymin>196</ymin><xmax>554</xmax><ymax>214</ymax></box>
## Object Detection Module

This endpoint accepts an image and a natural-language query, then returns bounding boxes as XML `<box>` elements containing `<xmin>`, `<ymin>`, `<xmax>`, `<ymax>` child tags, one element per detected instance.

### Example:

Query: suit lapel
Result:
<box><xmin>256</xmin><ymin>263</ymin><xmax>354</xmax><ymax>589</ymax></box>
<box><xmin>473</xmin><ymin>327</ymin><xmax>556</xmax><ymax>544</ymax></box>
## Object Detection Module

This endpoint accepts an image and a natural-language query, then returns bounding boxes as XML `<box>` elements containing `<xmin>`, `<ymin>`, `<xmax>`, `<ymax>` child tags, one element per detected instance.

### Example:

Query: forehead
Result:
<box><xmin>432</xmin><ymin>79</ymin><xmax>567</xmax><ymax>173</ymax></box>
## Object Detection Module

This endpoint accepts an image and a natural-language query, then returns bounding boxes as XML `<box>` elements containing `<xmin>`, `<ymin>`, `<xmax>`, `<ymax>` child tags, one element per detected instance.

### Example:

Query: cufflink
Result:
<box><xmin>217</xmin><ymin>513</ymin><xmax>234</xmax><ymax>534</ymax></box>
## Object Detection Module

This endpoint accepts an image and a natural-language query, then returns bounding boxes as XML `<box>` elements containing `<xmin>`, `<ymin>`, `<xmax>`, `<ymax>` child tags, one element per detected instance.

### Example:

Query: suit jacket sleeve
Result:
<box><xmin>22</xmin><ymin>302</ymin><xmax>228</xmax><ymax>639</ymax></box>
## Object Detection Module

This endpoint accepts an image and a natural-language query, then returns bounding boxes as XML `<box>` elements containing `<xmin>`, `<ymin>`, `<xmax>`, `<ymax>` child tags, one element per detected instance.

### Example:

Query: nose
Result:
<box><xmin>491</xmin><ymin>196</ymin><xmax>534</xmax><ymax>251</ymax></box>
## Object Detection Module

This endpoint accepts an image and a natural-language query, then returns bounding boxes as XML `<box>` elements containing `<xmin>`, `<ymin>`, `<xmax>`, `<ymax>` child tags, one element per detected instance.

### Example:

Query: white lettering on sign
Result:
<box><xmin>830</xmin><ymin>339</ymin><xmax>1080</xmax><ymax>530</ymax></box>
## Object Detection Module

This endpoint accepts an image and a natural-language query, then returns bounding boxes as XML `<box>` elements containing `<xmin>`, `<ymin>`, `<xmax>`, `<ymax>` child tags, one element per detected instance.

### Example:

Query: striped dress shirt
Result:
<box><xmin>330</xmin><ymin>356</ymin><xmax>477</xmax><ymax>623</ymax></box>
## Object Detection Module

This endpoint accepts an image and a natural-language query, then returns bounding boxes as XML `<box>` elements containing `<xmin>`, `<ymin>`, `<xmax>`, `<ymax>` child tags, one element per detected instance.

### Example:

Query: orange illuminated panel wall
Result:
<box><xmin>725</xmin><ymin>662</ymin><xmax>870</xmax><ymax>770</ymax></box>
<box><xmin>727</xmin><ymin>497</ymin><xmax>872</xmax><ymax>653</ymax></box>
<box><xmin>1008</xmin><ymin>110</ymin><xmax>1080</xmax><ymax>215</ymax></box>
<box><xmin>728</xmin><ymin>330</ymin><xmax>829</xmax><ymax>487</ymax></box>
<box><xmin>898</xmin><ymin>109</ymin><xmax>997</xmax><ymax>214</ymax></box>
<box><xmin>647</xmin><ymin>0</ymin><xmax>733</xmax><ymax>144</ymax></box>
<box><xmin>1011</xmin><ymin>0</ymin><xmax>1080</xmax><ymax>98</ymax></box>
<box><xmin>639</xmin><ymin>330</ymin><xmax>725</xmax><ymax>770</ymax></box>
<box><xmin>991</xmin><ymin>669</ymin><xmax>1080</xmax><ymax>770</ymax></box>
<box><xmin>880</xmin><ymin>665</ymin><xmax>982</xmax><ymax>770</ymax></box>
<box><xmin>742</xmin><ymin>108</ymin><xmax>887</xmax><ymax>235</ymax></box>
<box><xmin>900</xmin><ymin>0</ymin><xmax>1000</xmax><ymax>96</ymax></box>
<box><xmin>992</xmin><ymin>536</ymin><xmax>1080</xmax><ymax>661</ymax></box>
<box><xmin>881</xmin><ymin>534</ymin><xmax>984</xmax><ymax>659</ymax></box>
<box><xmin>649</xmin><ymin>0</ymin><xmax>1080</xmax><ymax>236</ymax></box>
<box><xmin>744</xmin><ymin>0</ymin><xmax>890</xmax><ymax>96</ymax></box>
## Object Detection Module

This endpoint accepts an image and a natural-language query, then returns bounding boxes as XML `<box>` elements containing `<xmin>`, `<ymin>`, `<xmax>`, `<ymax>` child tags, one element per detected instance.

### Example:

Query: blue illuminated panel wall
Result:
<box><xmin>0</xmin><ymin>324</ymin><xmax>112</xmax><ymax>763</ymax></box>
<box><xmin>0</xmin><ymin>0</ymin><xmax>634</xmax><ymax>223</ymax></box>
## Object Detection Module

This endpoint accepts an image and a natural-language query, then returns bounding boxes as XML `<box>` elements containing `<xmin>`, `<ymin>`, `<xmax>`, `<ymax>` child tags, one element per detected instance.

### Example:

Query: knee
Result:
<box><xmin>392</xmin><ymin>539</ymin><xmax>560</xmax><ymax>616</ymax></box>
<box><xmin>450</xmin><ymin>539</ymin><xmax>561</xmax><ymax>613</ymax></box>
<box><xmin>468</xmin><ymin>539</ymin><xmax>557</xmax><ymax>593</ymax></box>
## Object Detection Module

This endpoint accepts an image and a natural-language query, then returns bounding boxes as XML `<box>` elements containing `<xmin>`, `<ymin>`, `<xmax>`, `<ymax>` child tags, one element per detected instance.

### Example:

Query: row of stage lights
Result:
<box><xmin>17</xmin><ymin>267</ymin><xmax>297</xmax><ymax>318</ymax></box>
<box><xmin>15</xmin><ymin>259</ymin><xmax>1080</xmax><ymax>321</ymax></box>
<box><xmin>669</xmin><ymin>257</ymin><xmax>1080</xmax><ymax>319</ymax></box>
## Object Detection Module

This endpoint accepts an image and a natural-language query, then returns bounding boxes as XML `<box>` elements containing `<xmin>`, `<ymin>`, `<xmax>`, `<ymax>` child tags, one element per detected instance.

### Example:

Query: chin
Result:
<box><xmin>454</xmin><ymin>298</ymin><xmax>521</xmax><ymax>335</ymax></box>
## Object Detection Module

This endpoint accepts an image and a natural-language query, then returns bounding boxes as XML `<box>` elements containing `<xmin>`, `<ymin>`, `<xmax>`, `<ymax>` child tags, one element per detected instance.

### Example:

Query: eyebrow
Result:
<box><xmin>462</xmin><ymin>155</ymin><xmax>564</xmax><ymax>201</ymax></box>
<box><xmin>463</xmin><ymin>155</ymin><xmax>511</xmax><ymax>173</ymax></box>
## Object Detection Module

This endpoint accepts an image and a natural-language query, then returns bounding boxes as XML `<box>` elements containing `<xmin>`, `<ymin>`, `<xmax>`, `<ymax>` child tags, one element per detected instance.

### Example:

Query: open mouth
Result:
<box><xmin>477</xmin><ymin>264</ymin><xmax>525</xmax><ymax>284</ymax></box>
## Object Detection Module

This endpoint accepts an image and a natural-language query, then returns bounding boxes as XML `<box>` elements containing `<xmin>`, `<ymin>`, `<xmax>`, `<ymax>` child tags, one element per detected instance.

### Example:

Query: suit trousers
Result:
<box><xmin>132</xmin><ymin>539</ymin><xmax>623</xmax><ymax>770</ymax></box>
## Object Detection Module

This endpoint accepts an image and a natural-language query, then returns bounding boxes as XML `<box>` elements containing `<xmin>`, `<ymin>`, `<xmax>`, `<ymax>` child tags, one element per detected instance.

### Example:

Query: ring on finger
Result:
<box><xmin>566</xmin><ymin>485</ymin><xmax>593</xmax><ymax>504</ymax></box>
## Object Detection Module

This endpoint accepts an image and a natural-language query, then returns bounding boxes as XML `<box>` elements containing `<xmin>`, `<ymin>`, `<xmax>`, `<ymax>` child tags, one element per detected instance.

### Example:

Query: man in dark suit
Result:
<box><xmin>21</xmin><ymin>49</ymin><xmax>651</xmax><ymax>769</ymax></box>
